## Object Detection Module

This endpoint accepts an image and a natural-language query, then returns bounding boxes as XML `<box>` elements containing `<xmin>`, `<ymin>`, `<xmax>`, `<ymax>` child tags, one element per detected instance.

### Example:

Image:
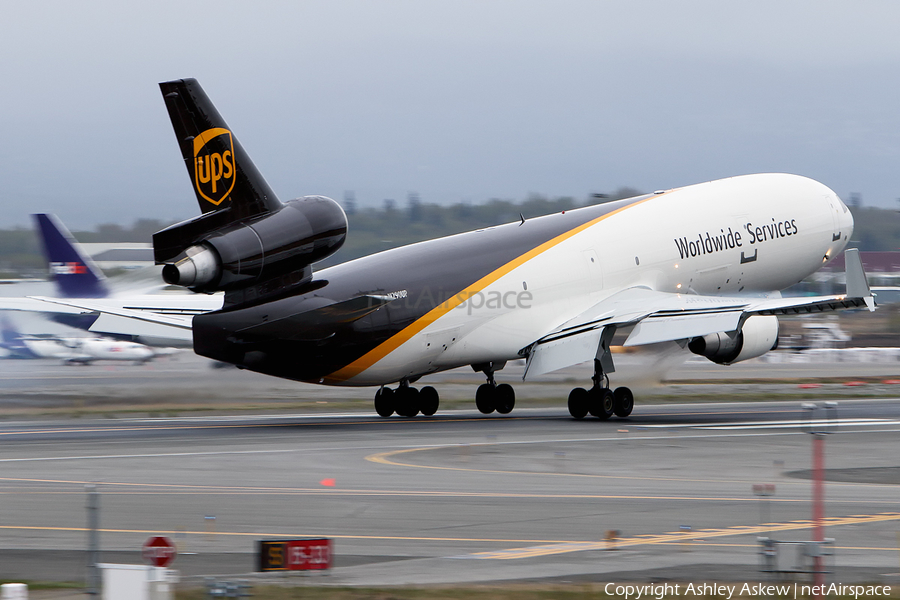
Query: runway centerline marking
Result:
<box><xmin>455</xmin><ymin>512</ymin><xmax>900</xmax><ymax>559</ymax></box>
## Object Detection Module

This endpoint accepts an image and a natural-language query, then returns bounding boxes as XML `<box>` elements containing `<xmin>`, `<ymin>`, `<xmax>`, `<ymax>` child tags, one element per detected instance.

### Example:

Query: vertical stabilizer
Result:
<box><xmin>158</xmin><ymin>78</ymin><xmax>282</xmax><ymax>220</ymax></box>
<box><xmin>33</xmin><ymin>214</ymin><xmax>108</xmax><ymax>298</ymax></box>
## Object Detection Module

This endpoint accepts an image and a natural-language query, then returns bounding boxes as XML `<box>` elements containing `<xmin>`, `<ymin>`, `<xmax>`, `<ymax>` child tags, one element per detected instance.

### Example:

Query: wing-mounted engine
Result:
<box><xmin>688</xmin><ymin>315</ymin><xmax>779</xmax><ymax>365</ymax></box>
<box><xmin>152</xmin><ymin>78</ymin><xmax>347</xmax><ymax>306</ymax></box>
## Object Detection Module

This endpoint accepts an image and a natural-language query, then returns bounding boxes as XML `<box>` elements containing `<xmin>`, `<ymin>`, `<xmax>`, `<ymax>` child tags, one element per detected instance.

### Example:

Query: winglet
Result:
<box><xmin>844</xmin><ymin>248</ymin><xmax>875</xmax><ymax>311</ymax></box>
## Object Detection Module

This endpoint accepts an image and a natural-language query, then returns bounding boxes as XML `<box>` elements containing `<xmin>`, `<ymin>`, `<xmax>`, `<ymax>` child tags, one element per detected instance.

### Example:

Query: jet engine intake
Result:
<box><xmin>688</xmin><ymin>315</ymin><xmax>779</xmax><ymax>365</ymax></box>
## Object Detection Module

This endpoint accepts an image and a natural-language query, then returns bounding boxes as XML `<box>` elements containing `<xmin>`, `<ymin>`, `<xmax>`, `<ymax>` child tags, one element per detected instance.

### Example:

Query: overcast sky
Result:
<box><xmin>2</xmin><ymin>1</ymin><xmax>899</xmax><ymax>230</ymax></box>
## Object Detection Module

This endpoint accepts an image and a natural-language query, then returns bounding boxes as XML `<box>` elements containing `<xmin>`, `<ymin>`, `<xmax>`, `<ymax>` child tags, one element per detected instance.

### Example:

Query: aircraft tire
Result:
<box><xmin>419</xmin><ymin>386</ymin><xmax>440</xmax><ymax>416</ymax></box>
<box><xmin>588</xmin><ymin>386</ymin><xmax>614</xmax><ymax>420</ymax></box>
<box><xmin>567</xmin><ymin>387</ymin><xmax>589</xmax><ymax>419</ymax></box>
<box><xmin>494</xmin><ymin>384</ymin><xmax>515</xmax><ymax>414</ymax></box>
<box><xmin>613</xmin><ymin>387</ymin><xmax>634</xmax><ymax>417</ymax></box>
<box><xmin>475</xmin><ymin>383</ymin><xmax>495</xmax><ymax>414</ymax></box>
<box><xmin>395</xmin><ymin>387</ymin><xmax>420</xmax><ymax>417</ymax></box>
<box><xmin>374</xmin><ymin>387</ymin><xmax>395</xmax><ymax>417</ymax></box>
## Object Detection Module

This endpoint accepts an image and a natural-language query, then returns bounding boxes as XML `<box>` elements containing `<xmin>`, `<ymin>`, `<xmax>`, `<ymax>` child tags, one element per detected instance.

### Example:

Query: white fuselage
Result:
<box><xmin>342</xmin><ymin>174</ymin><xmax>852</xmax><ymax>385</ymax></box>
<box><xmin>21</xmin><ymin>337</ymin><xmax>156</xmax><ymax>363</ymax></box>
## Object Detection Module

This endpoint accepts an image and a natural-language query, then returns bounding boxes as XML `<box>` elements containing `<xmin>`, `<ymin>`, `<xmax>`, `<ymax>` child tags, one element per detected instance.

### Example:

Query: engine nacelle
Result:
<box><xmin>688</xmin><ymin>315</ymin><xmax>779</xmax><ymax>365</ymax></box>
<box><xmin>161</xmin><ymin>195</ymin><xmax>347</xmax><ymax>292</ymax></box>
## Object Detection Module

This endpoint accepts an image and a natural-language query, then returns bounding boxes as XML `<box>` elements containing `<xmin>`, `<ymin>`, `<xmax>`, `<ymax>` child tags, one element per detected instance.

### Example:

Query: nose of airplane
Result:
<box><xmin>837</xmin><ymin>194</ymin><xmax>854</xmax><ymax>243</ymax></box>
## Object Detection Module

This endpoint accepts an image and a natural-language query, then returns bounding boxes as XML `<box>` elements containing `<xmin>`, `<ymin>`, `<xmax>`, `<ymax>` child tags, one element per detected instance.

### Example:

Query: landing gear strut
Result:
<box><xmin>374</xmin><ymin>380</ymin><xmax>440</xmax><ymax>418</ymax></box>
<box><xmin>473</xmin><ymin>362</ymin><xmax>515</xmax><ymax>415</ymax></box>
<box><xmin>568</xmin><ymin>360</ymin><xmax>633</xmax><ymax>420</ymax></box>
<box><xmin>567</xmin><ymin>327</ymin><xmax>634</xmax><ymax>420</ymax></box>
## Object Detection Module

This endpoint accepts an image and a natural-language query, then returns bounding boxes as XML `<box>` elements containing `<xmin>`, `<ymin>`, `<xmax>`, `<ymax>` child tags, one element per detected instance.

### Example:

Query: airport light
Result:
<box><xmin>85</xmin><ymin>484</ymin><xmax>100</xmax><ymax>597</ymax></box>
<box><xmin>801</xmin><ymin>402</ymin><xmax>837</xmax><ymax>597</ymax></box>
<box><xmin>752</xmin><ymin>483</ymin><xmax>775</xmax><ymax>536</ymax></box>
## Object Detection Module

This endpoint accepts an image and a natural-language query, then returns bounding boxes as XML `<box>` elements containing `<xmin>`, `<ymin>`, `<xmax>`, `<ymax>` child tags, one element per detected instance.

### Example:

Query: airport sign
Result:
<box><xmin>258</xmin><ymin>538</ymin><xmax>332</xmax><ymax>571</ymax></box>
<box><xmin>142</xmin><ymin>536</ymin><xmax>176</xmax><ymax>567</ymax></box>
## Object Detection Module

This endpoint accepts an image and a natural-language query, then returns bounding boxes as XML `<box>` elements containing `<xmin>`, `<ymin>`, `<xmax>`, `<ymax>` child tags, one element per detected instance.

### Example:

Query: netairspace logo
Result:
<box><xmin>604</xmin><ymin>582</ymin><xmax>891</xmax><ymax>600</ymax></box>
<box><xmin>376</xmin><ymin>288</ymin><xmax>534</xmax><ymax>315</ymax></box>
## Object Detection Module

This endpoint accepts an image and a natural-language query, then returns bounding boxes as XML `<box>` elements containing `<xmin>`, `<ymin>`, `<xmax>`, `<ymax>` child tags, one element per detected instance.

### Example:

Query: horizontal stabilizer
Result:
<box><xmin>27</xmin><ymin>296</ymin><xmax>194</xmax><ymax>336</ymax></box>
<box><xmin>88</xmin><ymin>312</ymin><xmax>193</xmax><ymax>342</ymax></box>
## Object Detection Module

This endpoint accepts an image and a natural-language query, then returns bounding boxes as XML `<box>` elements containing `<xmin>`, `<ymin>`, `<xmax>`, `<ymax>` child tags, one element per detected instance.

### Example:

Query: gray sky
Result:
<box><xmin>2</xmin><ymin>1</ymin><xmax>899</xmax><ymax>230</ymax></box>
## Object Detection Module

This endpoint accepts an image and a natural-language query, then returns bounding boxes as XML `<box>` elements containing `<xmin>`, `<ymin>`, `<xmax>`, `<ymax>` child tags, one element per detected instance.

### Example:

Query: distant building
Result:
<box><xmin>792</xmin><ymin>251</ymin><xmax>900</xmax><ymax>295</ymax></box>
<box><xmin>80</xmin><ymin>243</ymin><xmax>154</xmax><ymax>271</ymax></box>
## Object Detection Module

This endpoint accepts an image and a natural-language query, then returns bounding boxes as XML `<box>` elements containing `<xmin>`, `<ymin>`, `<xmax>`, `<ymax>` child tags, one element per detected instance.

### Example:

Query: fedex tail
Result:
<box><xmin>33</xmin><ymin>213</ymin><xmax>109</xmax><ymax>298</ymax></box>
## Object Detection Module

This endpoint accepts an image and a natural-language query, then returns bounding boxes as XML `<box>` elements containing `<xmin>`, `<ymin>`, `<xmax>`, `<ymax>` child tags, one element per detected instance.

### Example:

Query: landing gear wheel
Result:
<box><xmin>419</xmin><ymin>386</ymin><xmax>440</xmax><ymax>416</ymax></box>
<box><xmin>588</xmin><ymin>386</ymin><xmax>614</xmax><ymax>420</ymax></box>
<box><xmin>374</xmin><ymin>387</ymin><xmax>395</xmax><ymax>417</ymax></box>
<box><xmin>494</xmin><ymin>383</ymin><xmax>515</xmax><ymax>414</ymax></box>
<box><xmin>567</xmin><ymin>387</ymin><xmax>589</xmax><ymax>420</ymax></box>
<box><xmin>613</xmin><ymin>386</ymin><xmax>634</xmax><ymax>418</ymax></box>
<box><xmin>475</xmin><ymin>383</ymin><xmax>495</xmax><ymax>414</ymax></box>
<box><xmin>395</xmin><ymin>386</ymin><xmax>420</xmax><ymax>417</ymax></box>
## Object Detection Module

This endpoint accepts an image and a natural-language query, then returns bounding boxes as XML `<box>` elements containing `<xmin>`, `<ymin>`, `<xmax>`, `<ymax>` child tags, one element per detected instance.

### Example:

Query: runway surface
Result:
<box><xmin>2</xmin><ymin>394</ymin><xmax>900</xmax><ymax>585</ymax></box>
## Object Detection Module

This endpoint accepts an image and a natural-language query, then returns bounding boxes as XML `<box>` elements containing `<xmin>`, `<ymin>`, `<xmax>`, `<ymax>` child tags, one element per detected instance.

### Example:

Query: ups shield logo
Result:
<box><xmin>193</xmin><ymin>127</ymin><xmax>236</xmax><ymax>206</ymax></box>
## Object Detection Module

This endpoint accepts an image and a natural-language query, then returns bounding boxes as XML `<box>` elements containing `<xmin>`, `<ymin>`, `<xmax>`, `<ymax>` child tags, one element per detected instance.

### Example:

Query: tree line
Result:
<box><xmin>1</xmin><ymin>191</ymin><xmax>898</xmax><ymax>278</ymax></box>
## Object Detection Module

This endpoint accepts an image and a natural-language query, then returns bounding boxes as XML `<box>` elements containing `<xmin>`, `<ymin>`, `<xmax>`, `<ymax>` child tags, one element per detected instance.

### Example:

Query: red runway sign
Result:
<box><xmin>258</xmin><ymin>538</ymin><xmax>332</xmax><ymax>571</ymax></box>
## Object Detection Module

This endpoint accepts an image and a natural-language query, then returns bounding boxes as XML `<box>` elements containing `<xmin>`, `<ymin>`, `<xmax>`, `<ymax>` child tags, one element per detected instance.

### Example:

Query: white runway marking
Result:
<box><xmin>638</xmin><ymin>418</ymin><xmax>900</xmax><ymax>430</ymax></box>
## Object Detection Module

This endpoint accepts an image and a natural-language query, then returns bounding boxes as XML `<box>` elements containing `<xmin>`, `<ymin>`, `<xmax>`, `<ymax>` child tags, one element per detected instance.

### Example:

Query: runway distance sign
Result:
<box><xmin>257</xmin><ymin>538</ymin><xmax>332</xmax><ymax>571</ymax></box>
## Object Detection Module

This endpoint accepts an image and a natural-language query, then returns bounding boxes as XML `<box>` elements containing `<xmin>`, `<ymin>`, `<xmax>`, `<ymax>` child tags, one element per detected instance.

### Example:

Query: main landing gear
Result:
<box><xmin>374</xmin><ymin>380</ymin><xmax>440</xmax><ymax>418</ymax></box>
<box><xmin>567</xmin><ymin>358</ymin><xmax>634</xmax><ymax>420</ymax></box>
<box><xmin>473</xmin><ymin>361</ymin><xmax>515</xmax><ymax>415</ymax></box>
<box><xmin>374</xmin><ymin>362</ymin><xmax>518</xmax><ymax>418</ymax></box>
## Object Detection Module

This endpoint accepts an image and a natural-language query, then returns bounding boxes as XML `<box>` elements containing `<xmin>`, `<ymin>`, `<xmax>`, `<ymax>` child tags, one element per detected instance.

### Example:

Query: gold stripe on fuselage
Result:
<box><xmin>323</xmin><ymin>194</ymin><xmax>662</xmax><ymax>384</ymax></box>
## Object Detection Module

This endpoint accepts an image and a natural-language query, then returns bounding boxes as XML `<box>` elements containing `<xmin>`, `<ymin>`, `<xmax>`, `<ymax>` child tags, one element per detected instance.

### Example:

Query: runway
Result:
<box><xmin>2</xmin><ymin>397</ymin><xmax>900</xmax><ymax>585</ymax></box>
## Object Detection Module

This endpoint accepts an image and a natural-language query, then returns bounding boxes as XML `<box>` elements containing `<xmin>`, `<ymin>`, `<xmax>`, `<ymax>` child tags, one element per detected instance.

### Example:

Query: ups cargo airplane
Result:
<box><xmin>121</xmin><ymin>78</ymin><xmax>876</xmax><ymax>419</ymax></box>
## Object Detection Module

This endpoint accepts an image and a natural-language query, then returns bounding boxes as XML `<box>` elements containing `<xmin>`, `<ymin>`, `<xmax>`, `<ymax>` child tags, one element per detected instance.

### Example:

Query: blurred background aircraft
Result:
<box><xmin>0</xmin><ymin>315</ymin><xmax>164</xmax><ymax>364</ymax></box>
<box><xmin>0</xmin><ymin>214</ymin><xmax>220</xmax><ymax>346</ymax></box>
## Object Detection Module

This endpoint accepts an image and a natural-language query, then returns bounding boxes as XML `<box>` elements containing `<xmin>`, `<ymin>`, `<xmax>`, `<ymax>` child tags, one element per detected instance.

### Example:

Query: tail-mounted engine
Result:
<box><xmin>158</xmin><ymin>196</ymin><xmax>346</xmax><ymax>293</ymax></box>
<box><xmin>153</xmin><ymin>78</ymin><xmax>347</xmax><ymax>305</ymax></box>
<box><xmin>688</xmin><ymin>315</ymin><xmax>779</xmax><ymax>365</ymax></box>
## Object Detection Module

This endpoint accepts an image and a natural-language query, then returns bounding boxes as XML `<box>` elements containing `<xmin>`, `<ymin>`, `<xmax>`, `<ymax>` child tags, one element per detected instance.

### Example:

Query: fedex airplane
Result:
<box><xmin>45</xmin><ymin>79</ymin><xmax>880</xmax><ymax>419</ymax></box>
<box><xmin>0</xmin><ymin>214</ymin><xmax>221</xmax><ymax>346</ymax></box>
<box><xmin>0</xmin><ymin>316</ymin><xmax>156</xmax><ymax>364</ymax></box>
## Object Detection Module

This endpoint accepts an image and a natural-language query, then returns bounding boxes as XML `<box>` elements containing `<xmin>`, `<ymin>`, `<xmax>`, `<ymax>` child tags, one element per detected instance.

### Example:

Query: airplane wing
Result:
<box><xmin>522</xmin><ymin>248</ymin><xmax>874</xmax><ymax>379</ymax></box>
